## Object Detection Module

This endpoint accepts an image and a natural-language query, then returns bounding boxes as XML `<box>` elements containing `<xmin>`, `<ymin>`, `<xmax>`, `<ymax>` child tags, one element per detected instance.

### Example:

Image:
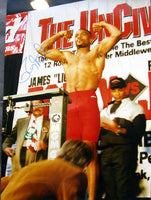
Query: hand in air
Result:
<box><xmin>93</xmin><ymin>22</ymin><xmax>103</xmax><ymax>35</ymax></box>
<box><xmin>63</xmin><ymin>30</ymin><xmax>72</xmax><ymax>40</ymax></box>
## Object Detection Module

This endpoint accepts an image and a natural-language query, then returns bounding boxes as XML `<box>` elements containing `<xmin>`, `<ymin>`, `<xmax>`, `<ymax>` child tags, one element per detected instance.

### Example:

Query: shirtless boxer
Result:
<box><xmin>36</xmin><ymin>21</ymin><xmax>122</xmax><ymax>200</ymax></box>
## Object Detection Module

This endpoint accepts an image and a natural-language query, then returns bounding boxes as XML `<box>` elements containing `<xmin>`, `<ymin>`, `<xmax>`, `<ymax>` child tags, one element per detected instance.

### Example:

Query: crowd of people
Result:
<box><xmin>1</xmin><ymin>21</ymin><xmax>146</xmax><ymax>200</ymax></box>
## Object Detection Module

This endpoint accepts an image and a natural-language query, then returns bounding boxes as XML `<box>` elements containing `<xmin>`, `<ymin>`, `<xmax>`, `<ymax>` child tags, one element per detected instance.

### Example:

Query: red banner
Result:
<box><xmin>5</xmin><ymin>12</ymin><xmax>28</xmax><ymax>56</ymax></box>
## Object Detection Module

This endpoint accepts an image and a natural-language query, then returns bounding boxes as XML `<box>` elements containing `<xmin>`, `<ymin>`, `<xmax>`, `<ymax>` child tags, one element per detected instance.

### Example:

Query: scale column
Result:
<box><xmin>47</xmin><ymin>94</ymin><xmax>68</xmax><ymax>159</ymax></box>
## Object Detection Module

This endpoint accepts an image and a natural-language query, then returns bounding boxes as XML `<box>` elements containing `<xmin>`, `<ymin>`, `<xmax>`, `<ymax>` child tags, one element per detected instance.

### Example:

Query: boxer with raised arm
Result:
<box><xmin>37</xmin><ymin>21</ymin><xmax>122</xmax><ymax>200</ymax></box>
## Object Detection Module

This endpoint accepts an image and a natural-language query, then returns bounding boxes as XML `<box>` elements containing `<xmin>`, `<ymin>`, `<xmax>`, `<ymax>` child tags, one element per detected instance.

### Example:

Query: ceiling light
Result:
<box><xmin>30</xmin><ymin>0</ymin><xmax>49</xmax><ymax>10</ymax></box>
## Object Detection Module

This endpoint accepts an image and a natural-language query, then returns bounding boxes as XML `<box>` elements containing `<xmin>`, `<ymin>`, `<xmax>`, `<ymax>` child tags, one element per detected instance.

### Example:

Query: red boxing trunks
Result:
<box><xmin>66</xmin><ymin>90</ymin><xmax>100</xmax><ymax>142</ymax></box>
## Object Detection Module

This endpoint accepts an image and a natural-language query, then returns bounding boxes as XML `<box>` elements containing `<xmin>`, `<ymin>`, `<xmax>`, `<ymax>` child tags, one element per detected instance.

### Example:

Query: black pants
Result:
<box><xmin>20</xmin><ymin>147</ymin><xmax>26</xmax><ymax>167</ymax></box>
<box><xmin>99</xmin><ymin>144</ymin><xmax>138</xmax><ymax>200</ymax></box>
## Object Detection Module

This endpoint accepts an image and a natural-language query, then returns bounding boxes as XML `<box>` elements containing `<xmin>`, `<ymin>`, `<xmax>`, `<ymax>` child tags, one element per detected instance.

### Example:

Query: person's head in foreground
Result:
<box><xmin>57</xmin><ymin>139</ymin><xmax>92</xmax><ymax>169</ymax></box>
<box><xmin>1</xmin><ymin>140</ymin><xmax>92</xmax><ymax>200</ymax></box>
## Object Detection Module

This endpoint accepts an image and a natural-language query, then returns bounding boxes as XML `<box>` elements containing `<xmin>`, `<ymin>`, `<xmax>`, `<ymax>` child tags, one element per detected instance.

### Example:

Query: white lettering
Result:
<box><xmin>49</xmin><ymin>150</ymin><xmax>58</xmax><ymax>159</ymax></box>
<box><xmin>50</xmin><ymin>124</ymin><xmax>60</xmax><ymax>132</ymax></box>
<box><xmin>5</xmin><ymin>17</ymin><xmax>22</xmax><ymax>43</ymax></box>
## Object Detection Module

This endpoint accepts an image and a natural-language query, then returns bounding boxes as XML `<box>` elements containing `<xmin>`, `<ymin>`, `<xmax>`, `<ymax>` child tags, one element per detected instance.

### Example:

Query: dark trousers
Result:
<box><xmin>20</xmin><ymin>147</ymin><xmax>26</xmax><ymax>167</ymax></box>
<box><xmin>20</xmin><ymin>147</ymin><xmax>37</xmax><ymax>167</ymax></box>
<box><xmin>99</xmin><ymin>144</ymin><xmax>138</xmax><ymax>200</ymax></box>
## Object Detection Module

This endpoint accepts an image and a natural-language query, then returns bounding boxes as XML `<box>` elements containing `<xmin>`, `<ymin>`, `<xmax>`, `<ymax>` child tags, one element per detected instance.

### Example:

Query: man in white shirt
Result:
<box><xmin>99</xmin><ymin>77</ymin><xmax>146</xmax><ymax>200</ymax></box>
<box><xmin>2</xmin><ymin>100</ymin><xmax>50</xmax><ymax>173</ymax></box>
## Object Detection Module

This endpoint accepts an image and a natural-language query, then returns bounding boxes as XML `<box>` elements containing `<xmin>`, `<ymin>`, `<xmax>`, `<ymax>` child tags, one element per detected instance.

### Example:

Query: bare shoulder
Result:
<box><xmin>63</xmin><ymin>50</ymin><xmax>74</xmax><ymax>56</ymax></box>
<box><xmin>90</xmin><ymin>44</ymin><xmax>105</xmax><ymax>57</ymax></box>
<box><xmin>63</xmin><ymin>50</ymin><xmax>75</xmax><ymax>60</ymax></box>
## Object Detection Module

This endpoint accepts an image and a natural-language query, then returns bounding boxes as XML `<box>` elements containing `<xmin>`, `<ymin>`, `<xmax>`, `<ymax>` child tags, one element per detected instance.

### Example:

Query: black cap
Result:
<box><xmin>110</xmin><ymin>77</ymin><xmax>126</xmax><ymax>89</ymax></box>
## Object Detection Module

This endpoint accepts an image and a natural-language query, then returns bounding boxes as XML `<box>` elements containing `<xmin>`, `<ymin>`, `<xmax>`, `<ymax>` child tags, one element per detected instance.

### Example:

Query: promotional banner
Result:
<box><xmin>10</xmin><ymin>0</ymin><xmax>151</xmax><ymax>197</ymax></box>
<box><xmin>5</xmin><ymin>12</ymin><xmax>28</xmax><ymax>56</ymax></box>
